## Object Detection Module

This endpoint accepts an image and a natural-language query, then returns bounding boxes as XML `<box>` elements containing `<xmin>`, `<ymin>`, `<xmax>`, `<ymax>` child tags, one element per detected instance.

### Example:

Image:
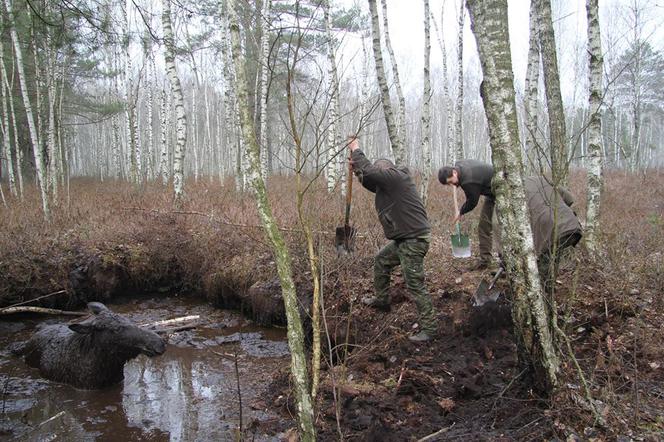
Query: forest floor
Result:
<box><xmin>1</xmin><ymin>170</ymin><xmax>663</xmax><ymax>441</ymax></box>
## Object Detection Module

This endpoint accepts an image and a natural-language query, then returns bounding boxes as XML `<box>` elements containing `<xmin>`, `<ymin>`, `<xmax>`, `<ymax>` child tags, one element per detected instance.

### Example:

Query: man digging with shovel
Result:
<box><xmin>348</xmin><ymin>136</ymin><xmax>437</xmax><ymax>342</ymax></box>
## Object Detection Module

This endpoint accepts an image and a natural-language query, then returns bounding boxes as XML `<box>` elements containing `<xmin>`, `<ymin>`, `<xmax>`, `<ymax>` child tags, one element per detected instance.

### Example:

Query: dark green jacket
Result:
<box><xmin>524</xmin><ymin>176</ymin><xmax>582</xmax><ymax>256</ymax></box>
<box><xmin>351</xmin><ymin>149</ymin><xmax>430</xmax><ymax>240</ymax></box>
<box><xmin>456</xmin><ymin>159</ymin><xmax>494</xmax><ymax>215</ymax></box>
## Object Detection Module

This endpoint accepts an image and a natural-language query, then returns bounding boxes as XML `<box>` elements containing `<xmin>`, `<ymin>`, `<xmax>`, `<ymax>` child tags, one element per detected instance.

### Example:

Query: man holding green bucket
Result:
<box><xmin>438</xmin><ymin>160</ymin><xmax>499</xmax><ymax>271</ymax></box>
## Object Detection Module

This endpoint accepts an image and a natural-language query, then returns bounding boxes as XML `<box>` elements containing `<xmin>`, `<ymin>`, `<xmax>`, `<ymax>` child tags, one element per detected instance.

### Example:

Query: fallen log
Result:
<box><xmin>153</xmin><ymin>322</ymin><xmax>199</xmax><ymax>334</ymax></box>
<box><xmin>0</xmin><ymin>306</ymin><xmax>86</xmax><ymax>316</ymax></box>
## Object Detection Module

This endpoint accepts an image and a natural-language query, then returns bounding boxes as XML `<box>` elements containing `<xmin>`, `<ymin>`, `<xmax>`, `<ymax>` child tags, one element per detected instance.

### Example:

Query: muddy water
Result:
<box><xmin>0</xmin><ymin>296</ymin><xmax>293</xmax><ymax>441</ymax></box>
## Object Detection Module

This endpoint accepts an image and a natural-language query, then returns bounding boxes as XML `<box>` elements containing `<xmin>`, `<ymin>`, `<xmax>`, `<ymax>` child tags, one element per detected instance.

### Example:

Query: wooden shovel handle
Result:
<box><xmin>344</xmin><ymin>154</ymin><xmax>353</xmax><ymax>226</ymax></box>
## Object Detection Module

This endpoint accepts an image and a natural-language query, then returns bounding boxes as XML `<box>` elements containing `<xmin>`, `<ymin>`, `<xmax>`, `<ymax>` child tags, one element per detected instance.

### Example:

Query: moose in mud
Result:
<box><xmin>13</xmin><ymin>302</ymin><xmax>166</xmax><ymax>389</ymax></box>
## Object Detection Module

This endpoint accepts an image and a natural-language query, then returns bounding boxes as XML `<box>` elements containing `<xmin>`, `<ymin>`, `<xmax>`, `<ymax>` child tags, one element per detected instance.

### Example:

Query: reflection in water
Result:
<box><xmin>1</xmin><ymin>296</ymin><xmax>290</xmax><ymax>441</ymax></box>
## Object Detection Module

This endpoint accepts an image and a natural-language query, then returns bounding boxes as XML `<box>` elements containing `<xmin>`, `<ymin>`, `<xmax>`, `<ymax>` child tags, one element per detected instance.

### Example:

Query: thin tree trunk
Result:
<box><xmin>0</xmin><ymin>35</ymin><xmax>16</xmax><ymax>197</ymax></box>
<box><xmin>420</xmin><ymin>0</ymin><xmax>432</xmax><ymax>203</ymax></box>
<box><xmin>257</xmin><ymin>0</ymin><xmax>271</xmax><ymax>182</ymax></box>
<box><xmin>3</xmin><ymin>0</ymin><xmax>50</xmax><ymax>220</ymax></box>
<box><xmin>524</xmin><ymin>0</ymin><xmax>540</xmax><ymax>172</ymax></box>
<box><xmin>368</xmin><ymin>0</ymin><xmax>402</xmax><ymax>164</ymax></box>
<box><xmin>467</xmin><ymin>0</ymin><xmax>559</xmax><ymax>393</ymax></box>
<box><xmin>380</xmin><ymin>0</ymin><xmax>407</xmax><ymax>161</ymax></box>
<box><xmin>584</xmin><ymin>0</ymin><xmax>604</xmax><ymax>254</ymax></box>
<box><xmin>454</xmin><ymin>0</ymin><xmax>465</xmax><ymax>161</ymax></box>
<box><xmin>227</xmin><ymin>1</ymin><xmax>316</xmax><ymax>438</ymax></box>
<box><xmin>536</xmin><ymin>0</ymin><xmax>568</xmax><ymax>186</ymax></box>
<box><xmin>324</xmin><ymin>0</ymin><xmax>340</xmax><ymax>192</ymax></box>
<box><xmin>431</xmin><ymin>2</ymin><xmax>453</xmax><ymax>165</ymax></box>
<box><xmin>162</xmin><ymin>0</ymin><xmax>188</xmax><ymax>207</ymax></box>
<box><xmin>159</xmin><ymin>88</ymin><xmax>170</xmax><ymax>185</ymax></box>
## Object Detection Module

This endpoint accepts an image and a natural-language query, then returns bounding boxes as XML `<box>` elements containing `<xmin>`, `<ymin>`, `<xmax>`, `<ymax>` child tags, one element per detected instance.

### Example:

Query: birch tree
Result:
<box><xmin>535</xmin><ymin>0</ymin><xmax>568</xmax><ymax>186</ymax></box>
<box><xmin>584</xmin><ymin>0</ymin><xmax>604</xmax><ymax>253</ymax></box>
<box><xmin>257</xmin><ymin>0</ymin><xmax>272</xmax><ymax>182</ymax></box>
<box><xmin>228</xmin><ymin>0</ymin><xmax>315</xmax><ymax>439</ymax></box>
<box><xmin>380</xmin><ymin>0</ymin><xmax>407</xmax><ymax>159</ymax></box>
<box><xmin>0</xmin><ymin>35</ymin><xmax>16</xmax><ymax>198</ymax></box>
<box><xmin>466</xmin><ymin>0</ymin><xmax>559</xmax><ymax>392</ymax></box>
<box><xmin>162</xmin><ymin>0</ymin><xmax>188</xmax><ymax>207</ymax></box>
<box><xmin>523</xmin><ymin>0</ymin><xmax>540</xmax><ymax>171</ymax></box>
<box><xmin>3</xmin><ymin>0</ymin><xmax>50</xmax><ymax>220</ymax></box>
<box><xmin>419</xmin><ymin>0</ymin><xmax>432</xmax><ymax>203</ymax></box>
<box><xmin>367</xmin><ymin>0</ymin><xmax>402</xmax><ymax>164</ymax></box>
<box><xmin>324</xmin><ymin>0</ymin><xmax>340</xmax><ymax>192</ymax></box>
<box><xmin>454</xmin><ymin>0</ymin><xmax>465</xmax><ymax>161</ymax></box>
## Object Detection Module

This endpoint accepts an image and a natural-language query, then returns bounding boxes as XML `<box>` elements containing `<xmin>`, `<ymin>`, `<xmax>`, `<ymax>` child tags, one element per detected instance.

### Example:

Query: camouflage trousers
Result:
<box><xmin>374</xmin><ymin>237</ymin><xmax>436</xmax><ymax>335</ymax></box>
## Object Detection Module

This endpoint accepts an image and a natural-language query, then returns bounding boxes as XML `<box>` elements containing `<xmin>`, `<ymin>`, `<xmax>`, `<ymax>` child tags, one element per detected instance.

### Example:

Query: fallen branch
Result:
<box><xmin>154</xmin><ymin>322</ymin><xmax>199</xmax><ymax>334</ymax></box>
<box><xmin>0</xmin><ymin>290</ymin><xmax>68</xmax><ymax>311</ymax></box>
<box><xmin>0</xmin><ymin>306</ymin><xmax>86</xmax><ymax>316</ymax></box>
<box><xmin>141</xmin><ymin>315</ymin><xmax>200</xmax><ymax>328</ymax></box>
<box><xmin>416</xmin><ymin>423</ymin><xmax>455</xmax><ymax>442</ymax></box>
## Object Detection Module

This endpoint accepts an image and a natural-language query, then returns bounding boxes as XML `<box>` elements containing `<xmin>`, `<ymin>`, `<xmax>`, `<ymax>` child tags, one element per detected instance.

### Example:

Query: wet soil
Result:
<box><xmin>0</xmin><ymin>295</ymin><xmax>294</xmax><ymax>441</ymax></box>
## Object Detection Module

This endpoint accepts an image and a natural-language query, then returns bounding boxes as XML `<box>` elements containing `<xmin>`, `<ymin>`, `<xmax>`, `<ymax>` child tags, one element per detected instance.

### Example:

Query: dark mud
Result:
<box><xmin>0</xmin><ymin>295</ymin><xmax>294</xmax><ymax>441</ymax></box>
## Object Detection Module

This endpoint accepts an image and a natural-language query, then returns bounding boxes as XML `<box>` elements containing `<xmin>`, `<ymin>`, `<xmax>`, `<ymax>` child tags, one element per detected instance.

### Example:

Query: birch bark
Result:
<box><xmin>228</xmin><ymin>0</ymin><xmax>315</xmax><ymax>438</ymax></box>
<box><xmin>380</xmin><ymin>0</ymin><xmax>407</xmax><ymax>161</ymax></box>
<box><xmin>162</xmin><ymin>0</ymin><xmax>188</xmax><ymax>207</ymax></box>
<box><xmin>536</xmin><ymin>0</ymin><xmax>568</xmax><ymax>186</ymax></box>
<box><xmin>257</xmin><ymin>0</ymin><xmax>271</xmax><ymax>182</ymax></box>
<box><xmin>419</xmin><ymin>0</ymin><xmax>432</xmax><ymax>203</ymax></box>
<box><xmin>3</xmin><ymin>0</ymin><xmax>50</xmax><ymax>220</ymax></box>
<box><xmin>0</xmin><ymin>36</ymin><xmax>16</xmax><ymax>197</ymax></box>
<box><xmin>584</xmin><ymin>0</ymin><xmax>604</xmax><ymax>253</ymax></box>
<box><xmin>324</xmin><ymin>0</ymin><xmax>340</xmax><ymax>192</ymax></box>
<box><xmin>454</xmin><ymin>0</ymin><xmax>465</xmax><ymax>161</ymax></box>
<box><xmin>368</xmin><ymin>0</ymin><xmax>402</xmax><ymax>164</ymax></box>
<box><xmin>524</xmin><ymin>0</ymin><xmax>540</xmax><ymax>171</ymax></box>
<box><xmin>466</xmin><ymin>0</ymin><xmax>559</xmax><ymax>392</ymax></box>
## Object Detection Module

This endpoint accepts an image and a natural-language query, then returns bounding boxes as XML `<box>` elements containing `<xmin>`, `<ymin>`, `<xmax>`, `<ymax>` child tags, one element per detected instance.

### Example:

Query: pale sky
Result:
<box><xmin>336</xmin><ymin>0</ymin><xmax>664</xmax><ymax>106</ymax></box>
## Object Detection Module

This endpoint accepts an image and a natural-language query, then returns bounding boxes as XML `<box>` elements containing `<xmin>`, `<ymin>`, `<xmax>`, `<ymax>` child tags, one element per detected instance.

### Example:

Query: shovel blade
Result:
<box><xmin>450</xmin><ymin>233</ymin><xmax>471</xmax><ymax>258</ymax></box>
<box><xmin>335</xmin><ymin>225</ymin><xmax>356</xmax><ymax>255</ymax></box>
<box><xmin>473</xmin><ymin>281</ymin><xmax>502</xmax><ymax>307</ymax></box>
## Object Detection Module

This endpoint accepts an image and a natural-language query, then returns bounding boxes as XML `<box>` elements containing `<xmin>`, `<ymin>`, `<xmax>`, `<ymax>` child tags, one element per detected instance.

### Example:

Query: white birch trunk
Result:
<box><xmin>467</xmin><ymin>0</ymin><xmax>559</xmax><ymax>392</ymax></box>
<box><xmin>258</xmin><ymin>0</ymin><xmax>271</xmax><ymax>183</ymax></box>
<box><xmin>454</xmin><ymin>0</ymin><xmax>465</xmax><ymax>161</ymax></box>
<box><xmin>536</xmin><ymin>0</ymin><xmax>568</xmax><ymax>186</ymax></box>
<box><xmin>146</xmin><ymin>54</ymin><xmax>155</xmax><ymax>180</ymax></box>
<box><xmin>124</xmin><ymin>0</ymin><xmax>138</xmax><ymax>183</ymax></box>
<box><xmin>368</xmin><ymin>0</ymin><xmax>402</xmax><ymax>164</ymax></box>
<box><xmin>523</xmin><ymin>0</ymin><xmax>540</xmax><ymax>171</ymax></box>
<box><xmin>0</xmin><ymin>36</ymin><xmax>16</xmax><ymax>197</ymax></box>
<box><xmin>584</xmin><ymin>0</ymin><xmax>604</xmax><ymax>253</ymax></box>
<box><xmin>4</xmin><ymin>0</ymin><xmax>49</xmax><ymax>220</ymax></box>
<box><xmin>46</xmin><ymin>38</ymin><xmax>58</xmax><ymax>202</ymax></box>
<box><xmin>432</xmin><ymin>3</ymin><xmax>453</xmax><ymax>165</ymax></box>
<box><xmin>159</xmin><ymin>88</ymin><xmax>170</xmax><ymax>185</ymax></box>
<box><xmin>5</xmin><ymin>54</ymin><xmax>24</xmax><ymax>197</ymax></box>
<box><xmin>227</xmin><ymin>1</ymin><xmax>316</xmax><ymax>438</ymax></box>
<box><xmin>420</xmin><ymin>0</ymin><xmax>432</xmax><ymax>203</ymax></box>
<box><xmin>192</xmin><ymin>83</ymin><xmax>199</xmax><ymax>182</ymax></box>
<box><xmin>380</xmin><ymin>0</ymin><xmax>407</xmax><ymax>162</ymax></box>
<box><xmin>324</xmin><ymin>0</ymin><xmax>340</xmax><ymax>192</ymax></box>
<box><xmin>162</xmin><ymin>0</ymin><xmax>188</xmax><ymax>206</ymax></box>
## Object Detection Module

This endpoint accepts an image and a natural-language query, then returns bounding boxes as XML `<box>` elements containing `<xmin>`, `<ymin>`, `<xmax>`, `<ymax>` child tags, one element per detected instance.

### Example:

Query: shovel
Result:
<box><xmin>335</xmin><ymin>151</ymin><xmax>356</xmax><ymax>255</ymax></box>
<box><xmin>450</xmin><ymin>187</ymin><xmax>471</xmax><ymax>258</ymax></box>
<box><xmin>472</xmin><ymin>267</ymin><xmax>503</xmax><ymax>307</ymax></box>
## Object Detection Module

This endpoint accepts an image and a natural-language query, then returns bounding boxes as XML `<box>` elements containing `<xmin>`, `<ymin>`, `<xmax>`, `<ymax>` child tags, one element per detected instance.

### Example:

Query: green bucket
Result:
<box><xmin>450</xmin><ymin>224</ymin><xmax>471</xmax><ymax>258</ymax></box>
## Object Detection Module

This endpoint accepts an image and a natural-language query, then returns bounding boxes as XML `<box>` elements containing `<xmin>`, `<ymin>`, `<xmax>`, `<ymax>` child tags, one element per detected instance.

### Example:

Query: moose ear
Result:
<box><xmin>69</xmin><ymin>323</ymin><xmax>94</xmax><ymax>334</ymax></box>
<box><xmin>87</xmin><ymin>302</ymin><xmax>109</xmax><ymax>315</ymax></box>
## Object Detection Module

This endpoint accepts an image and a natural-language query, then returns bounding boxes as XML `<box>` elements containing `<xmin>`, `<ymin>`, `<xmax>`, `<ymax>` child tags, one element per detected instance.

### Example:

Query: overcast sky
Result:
<box><xmin>335</xmin><ymin>0</ymin><xmax>664</xmax><ymax>105</ymax></box>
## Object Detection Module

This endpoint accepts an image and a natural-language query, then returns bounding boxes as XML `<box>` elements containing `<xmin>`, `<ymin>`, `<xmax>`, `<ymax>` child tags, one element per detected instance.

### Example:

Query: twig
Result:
<box><xmin>0</xmin><ymin>306</ymin><xmax>86</xmax><ymax>316</ymax></box>
<box><xmin>37</xmin><ymin>411</ymin><xmax>66</xmax><ymax>427</ymax></box>
<box><xmin>416</xmin><ymin>423</ymin><xmax>455</xmax><ymax>442</ymax></box>
<box><xmin>395</xmin><ymin>362</ymin><xmax>407</xmax><ymax>393</ymax></box>
<box><xmin>0</xmin><ymin>290</ymin><xmax>67</xmax><ymax>310</ymax></box>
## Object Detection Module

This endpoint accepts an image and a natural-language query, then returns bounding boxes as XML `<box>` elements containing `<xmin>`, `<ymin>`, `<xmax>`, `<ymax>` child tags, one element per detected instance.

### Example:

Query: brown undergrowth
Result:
<box><xmin>0</xmin><ymin>170</ymin><xmax>662</xmax><ymax>440</ymax></box>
